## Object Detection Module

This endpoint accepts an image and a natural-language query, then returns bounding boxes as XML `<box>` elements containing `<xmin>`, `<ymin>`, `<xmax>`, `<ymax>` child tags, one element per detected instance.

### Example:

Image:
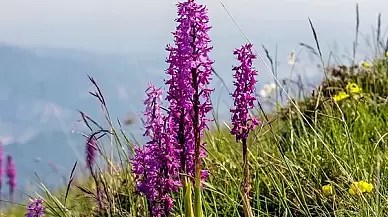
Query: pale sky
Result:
<box><xmin>0</xmin><ymin>0</ymin><xmax>387</xmax><ymax>54</ymax></box>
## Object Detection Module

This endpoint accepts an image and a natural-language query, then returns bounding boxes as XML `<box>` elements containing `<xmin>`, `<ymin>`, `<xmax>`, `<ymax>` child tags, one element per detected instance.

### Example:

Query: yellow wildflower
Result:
<box><xmin>333</xmin><ymin>91</ymin><xmax>349</xmax><ymax>102</ymax></box>
<box><xmin>322</xmin><ymin>184</ymin><xmax>333</xmax><ymax>196</ymax></box>
<box><xmin>361</xmin><ymin>61</ymin><xmax>371</xmax><ymax>68</ymax></box>
<box><xmin>349</xmin><ymin>181</ymin><xmax>373</xmax><ymax>196</ymax></box>
<box><xmin>360</xmin><ymin>181</ymin><xmax>373</xmax><ymax>192</ymax></box>
<box><xmin>385</xmin><ymin>51</ymin><xmax>388</xmax><ymax>57</ymax></box>
<box><xmin>346</xmin><ymin>82</ymin><xmax>361</xmax><ymax>93</ymax></box>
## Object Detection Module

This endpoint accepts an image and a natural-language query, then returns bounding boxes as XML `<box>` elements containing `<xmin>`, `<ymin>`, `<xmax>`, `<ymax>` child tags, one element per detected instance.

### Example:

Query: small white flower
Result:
<box><xmin>288</xmin><ymin>50</ymin><xmax>296</xmax><ymax>65</ymax></box>
<box><xmin>259</xmin><ymin>89</ymin><xmax>268</xmax><ymax>97</ymax></box>
<box><xmin>259</xmin><ymin>83</ymin><xmax>276</xmax><ymax>97</ymax></box>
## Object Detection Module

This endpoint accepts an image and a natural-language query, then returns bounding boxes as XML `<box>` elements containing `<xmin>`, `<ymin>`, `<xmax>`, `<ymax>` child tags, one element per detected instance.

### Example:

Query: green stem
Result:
<box><xmin>184</xmin><ymin>177</ymin><xmax>194</xmax><ymax>217</ymax></box>
<box><xmin>191</xmin><ymin>62</ymin><xmax>203</xmax><ymax>217</ymax></box>
<box><xmin>242</xmin><ymin>138</ymin><xmax>254</xmax><ymax>217</ymax></box>
<box><xmin>194</xmin><ymin>171</ymin><xmax>203</xmax><ymax>217</ymax></box>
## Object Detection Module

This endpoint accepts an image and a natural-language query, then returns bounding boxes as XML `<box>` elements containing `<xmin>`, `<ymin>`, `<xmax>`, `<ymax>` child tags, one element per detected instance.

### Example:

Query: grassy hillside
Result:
<box><xmin>5</xmin><ymin>55</ymin><xmax>388</xmax><ymax>217</ymax></box>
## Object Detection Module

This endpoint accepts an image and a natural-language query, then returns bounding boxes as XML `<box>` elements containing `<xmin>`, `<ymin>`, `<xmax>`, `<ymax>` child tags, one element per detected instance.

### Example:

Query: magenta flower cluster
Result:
<box><xmin>132</xmin><ymin>83</ymin><xmax>181</xmax><ymax>216</ymax></box>
<box><xmin>230</xmin><ymin>44</ymin><xmax>260</xmax><ymax>141</ymax></box>
<box><xmin>132</xmin><ymin>0</ymin><xmax>214</xmax><ymax>216</ymax></box>
<box><xmin>25</xmin><ymin>198</ymin><xmax>45</xmax><ymax>217</ymax></box>
<box><xmin>85</xmin><ymin>135</ymin><xmax>98</xmax><ymax>169</ymax></box>
<box><xmin>0</xmin><ymin>142</ymin><xmax>17</xmax><ymax>201</ymax></box>
<box><xmin>165</xmin><ymin>0</ymin><xmax>213</xmax><ymax>179</ymax></box>
<box><xmin>6</xmin><ymin>155</ymin><xmax>16</xmax><ymax>198</ymax></box>
<box><xmin>0</xmin><ymin>142</ymin><xmax>3</xmax><ymax>193</ymax></box>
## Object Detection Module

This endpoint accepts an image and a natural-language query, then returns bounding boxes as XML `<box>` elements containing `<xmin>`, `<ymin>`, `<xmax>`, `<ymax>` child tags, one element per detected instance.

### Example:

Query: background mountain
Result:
<box><xmin>0</xmin><ymin>43</ymin><xmax>168</xmax><ymax>199</ymax></box>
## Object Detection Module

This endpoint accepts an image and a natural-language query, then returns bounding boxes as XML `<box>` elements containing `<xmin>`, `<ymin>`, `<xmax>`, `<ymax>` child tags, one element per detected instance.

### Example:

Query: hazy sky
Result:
<box><xmin>0</xmin><ymin>0</ymin><xmax>388</xmax><ymax>91</ymax></box>
<box><xmin>0</xmin><ymin>0</ymin><xmax>387</xmax><ymax>54</ymax></box>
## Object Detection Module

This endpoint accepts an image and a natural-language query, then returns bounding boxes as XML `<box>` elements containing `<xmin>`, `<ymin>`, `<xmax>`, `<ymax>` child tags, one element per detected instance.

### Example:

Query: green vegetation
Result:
<box><xmin>6</xmin><ymin>53</ymin><xmax>388</xmax><ymax>217</ymax></box>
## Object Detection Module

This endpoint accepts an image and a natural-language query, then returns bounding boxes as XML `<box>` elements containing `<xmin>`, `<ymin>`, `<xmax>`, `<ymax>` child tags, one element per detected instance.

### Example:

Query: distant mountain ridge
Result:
<box><xmin>0</xmin><ymin>43</ymin><xmax>163</xmax><ymax>199</ymax></box>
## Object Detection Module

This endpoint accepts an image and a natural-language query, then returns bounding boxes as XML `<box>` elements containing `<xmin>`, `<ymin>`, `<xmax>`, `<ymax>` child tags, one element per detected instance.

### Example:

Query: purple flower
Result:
<box><xmin>25</xmin><ymin>198</ymin><xmax>45</xmax><ymax>217</ymax></box>
<box><xmin>132</xmin><ymin>83</ymin><xmax>181</xmax><ymax>216</ymax></box>
<box><xmin>133</xmin><ymin>1</ymin><xmax>214</xmax><ymax>214</ymax></box>
<box><xmin>85</xmin><ymin>135</ymin><xmax>97</xmax><ymax>169</ymax></box>
<box><xmin>6</xmin><ymin>155</ymin><xmax>16</xmax><ymax>200</ymax></box>
<box><xmin>165</xmin><ymin>0</ymin><xmax>213</xmax><ymax>180</ymax></box>
<box><xmin>0</xmin><ymin>141</ymin><xmax>3</xmax><ymax>192</ymax></box>
<box><xmin>230</xmin><ymin>43</ymin><xmax>260</xmax><ymax>141</ymax></box>
<box><xmin>230</xmin><ymin>43</ymin><xmax>259</xmax><ymax>217</ymax></box>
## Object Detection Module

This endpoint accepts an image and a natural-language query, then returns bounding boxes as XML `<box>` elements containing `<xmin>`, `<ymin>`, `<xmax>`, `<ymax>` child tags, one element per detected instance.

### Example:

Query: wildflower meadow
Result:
<box><xmin>3</xmin><ymin>0</ymin><xmax>388</xmax><ymax>216</ymax></box>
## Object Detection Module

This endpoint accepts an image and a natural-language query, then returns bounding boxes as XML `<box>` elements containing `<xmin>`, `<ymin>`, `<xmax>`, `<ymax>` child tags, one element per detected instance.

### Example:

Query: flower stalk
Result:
<box><xmin>132</xmin><ymin>83</ymin><xmax>181</xmax><ymax>216</ymax></box>
<box><xmin>164</xmin><ymin>1</ymin><xmax>214</xmax><ymax>216</ymax></box>
<box><xmin>6</xmin><ymin>155</ymin><xmax>16</xmax><ymax>202</ymax></box>
<box><xmin>230</xmin><ymin>43</ymin><xmax>259</xmax><ymax>217</ymax></box>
